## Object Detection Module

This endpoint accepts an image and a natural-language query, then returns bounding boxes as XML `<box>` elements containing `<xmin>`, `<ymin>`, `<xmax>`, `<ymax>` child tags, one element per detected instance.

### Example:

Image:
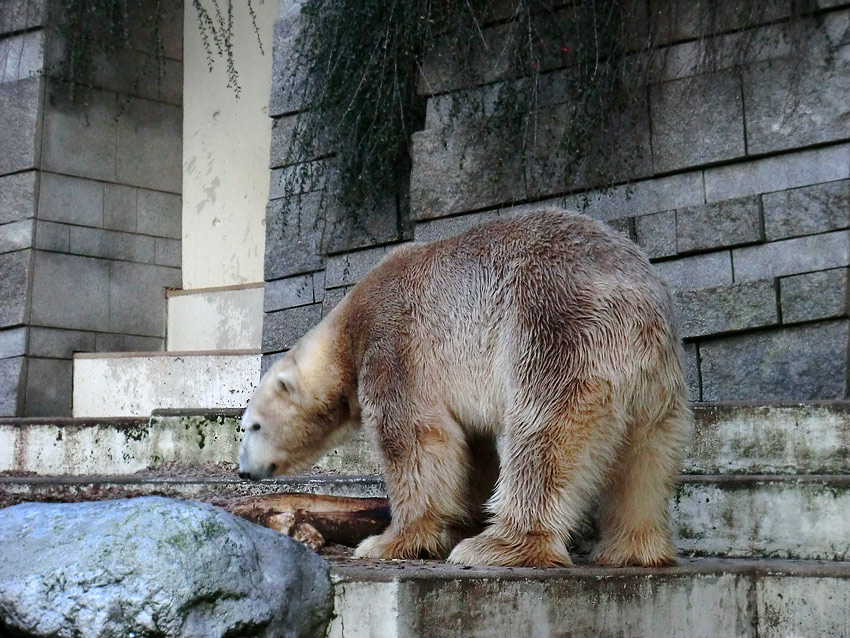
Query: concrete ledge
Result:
<box><xmin>688</xmin><ymin>402</ymin><xmax>850</xmax><ymax>474</ymax></box>
<box><xmin>166</xmin><ymin>285</ymin><xmax>264</xmax><ymax>351</ymax></box>
<box><xmin>0</xmin><ymin>475</ymin><xmax>386</xmax><ymax>510</ymax></box>
<box><xmin>2</xmin><ymin>473</ymin><xmax>849</xmax><ymax>560</ymax></box>
<box><xmin>72</xmin><ymin>352</ymin><xmax>262</xmax><ymax>417</ymax></box>
<box><xmin>327</xmin><ymin>557</ymin><xmax>850</xmax><ymax>638</ymax></box>
<box><xmin>3</xmin><ymin>403</ymin><xmax>849</xmax><ymax>476</ymax></box>
<box><xmin>0</xmin><ymin>414</ymin><xmax>379</xmax><ymax>476</ymax></box>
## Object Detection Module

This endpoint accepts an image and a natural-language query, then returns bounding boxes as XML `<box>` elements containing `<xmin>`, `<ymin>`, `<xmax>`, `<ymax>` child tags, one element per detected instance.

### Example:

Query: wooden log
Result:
<box><xmin>221</xmin><ymin>493</ymin><xmax>390</xmax><ymax>548</ymax></box>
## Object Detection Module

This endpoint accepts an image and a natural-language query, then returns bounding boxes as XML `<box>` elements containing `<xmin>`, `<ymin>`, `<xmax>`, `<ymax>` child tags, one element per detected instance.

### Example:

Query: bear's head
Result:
<box><xmin>238</xmin><ymin>336</ymin><xmax>357</xmax><ymax>481</ymax></box>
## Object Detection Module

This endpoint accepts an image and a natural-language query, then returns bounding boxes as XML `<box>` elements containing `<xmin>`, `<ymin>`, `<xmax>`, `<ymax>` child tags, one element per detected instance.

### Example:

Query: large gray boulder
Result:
<box><xmin>0</xmin><ymin>496</ymin><xmax>333</xmax><ymax>638</ymax></box>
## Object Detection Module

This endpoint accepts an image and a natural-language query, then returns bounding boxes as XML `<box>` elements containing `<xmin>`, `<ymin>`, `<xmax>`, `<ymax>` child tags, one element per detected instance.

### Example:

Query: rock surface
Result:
<box><xmin>0</xmin><ymin>496</ymin><xmax>333</xmax><ymax>638</ymax></box>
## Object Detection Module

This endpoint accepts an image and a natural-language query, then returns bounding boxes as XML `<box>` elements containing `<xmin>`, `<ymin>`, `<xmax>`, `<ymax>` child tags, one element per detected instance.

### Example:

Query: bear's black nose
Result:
<box><xmin>237</xmin><ymin>471</ymin><xmax>251</xmax><ymax>480</ymax></box>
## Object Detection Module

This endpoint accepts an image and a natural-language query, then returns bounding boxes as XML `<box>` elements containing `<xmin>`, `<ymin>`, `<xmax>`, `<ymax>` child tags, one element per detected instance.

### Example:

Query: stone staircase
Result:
<box><xmin>70</xmin><ymin>284</ymin><xmax>264</xmax><ymax>417</ymax></box>
<box><xmin>1</xmin><ymin>403</ymin><xmax>849</xmax><ymax>636</ymax></box>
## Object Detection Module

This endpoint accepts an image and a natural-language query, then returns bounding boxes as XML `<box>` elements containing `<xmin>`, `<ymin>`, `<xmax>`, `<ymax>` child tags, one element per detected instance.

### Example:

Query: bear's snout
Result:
<box><xmin>237</xmin><ymin>470</ymin><xmax>253</xmax><ymax>480</ymax></box>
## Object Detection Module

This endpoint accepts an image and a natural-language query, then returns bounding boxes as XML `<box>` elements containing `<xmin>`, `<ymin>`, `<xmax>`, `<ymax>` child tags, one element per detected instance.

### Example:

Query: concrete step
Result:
<box><xmin>0</xmin><ymin>409</ymin><xmax>379</xmax><ymax>476</ymax></box>
<box><xmin>71</xmin><ymin>351</ymin><xmax>261</xmax><ymax>417</ymax></box>
<box><xmin>2</xmin><ymin>404</ymin><xmax>847</xmax><ymax>477</ymax></box>
<box><xmin>326</xmin><ymin>557</ymin><xmax>850</xmax><ymax>638</ymax></box>
<box><xmin>166</xmin><ymin>284</ymin><xmax>264</xmax><ymax>351</ymax></box>
<box><xmin>0</xmin><ymin>475</ymin><xmax>386</xmax><ymax>510</ymax></box>
<box><xmin>1</xmin><ymin>473</ymin><xmax>848</xmax><ymax>561</ymax></box>
<box><xmin>2</xmin><ymin>403</ymin><xmax>849</xmax><ymax>560</ymax></box>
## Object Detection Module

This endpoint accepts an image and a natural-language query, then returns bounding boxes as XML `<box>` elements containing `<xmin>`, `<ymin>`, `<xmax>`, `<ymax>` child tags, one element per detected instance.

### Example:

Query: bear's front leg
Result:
<box><xmin>353</xmin><ymin>378</ymin><xmax>473</xmax><ymax>560</ymax></box>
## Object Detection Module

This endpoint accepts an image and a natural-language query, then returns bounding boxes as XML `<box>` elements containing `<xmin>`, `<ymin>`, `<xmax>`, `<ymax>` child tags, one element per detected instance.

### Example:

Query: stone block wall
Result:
<box><xmin>0</xmin><ymin>0</ymin><xmax>182</xmax><ymax>415</ymax></box>
<box><xmin>262</xmin><ymin>0</ymin><xmax>850</xmax><ymax>402</ymax></box>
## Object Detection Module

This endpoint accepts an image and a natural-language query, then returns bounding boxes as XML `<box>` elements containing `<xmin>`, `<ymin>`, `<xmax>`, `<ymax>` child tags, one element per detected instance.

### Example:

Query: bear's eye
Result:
<box><xmin>251</xmin><ymin>423</ymin><xmax>261</xmax><ymax>432</ymax></box>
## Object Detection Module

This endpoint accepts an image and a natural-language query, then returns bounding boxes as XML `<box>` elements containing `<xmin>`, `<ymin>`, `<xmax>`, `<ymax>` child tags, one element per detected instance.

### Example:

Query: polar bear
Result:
<box><xmin>238</xmin><ymin>208</ymin><xmax>691</xmax><ymax>567</ymax></box>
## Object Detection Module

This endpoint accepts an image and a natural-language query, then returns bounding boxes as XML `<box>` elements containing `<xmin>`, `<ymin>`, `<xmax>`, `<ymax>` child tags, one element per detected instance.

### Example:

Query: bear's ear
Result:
<box><xmin>276</xmin><ymin>368</ymin><xmax>298</xmax><ymax>394</ymax></box>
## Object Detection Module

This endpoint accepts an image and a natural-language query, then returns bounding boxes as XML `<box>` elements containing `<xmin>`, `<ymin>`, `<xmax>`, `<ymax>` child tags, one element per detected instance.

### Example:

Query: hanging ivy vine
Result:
<box><xmin>44</xmin><ymin>0</ymin><xmax>263</xmax><ymax>103</ymax></box>
<box><xmin>279</xmin><ymin>0</ymin><xmax>811</xmax><ymax>219</ymax></box>
<box><xmin>41</xmin><ymin>0</ymin><xmax>814</xmax><ymax>219</ymax></box>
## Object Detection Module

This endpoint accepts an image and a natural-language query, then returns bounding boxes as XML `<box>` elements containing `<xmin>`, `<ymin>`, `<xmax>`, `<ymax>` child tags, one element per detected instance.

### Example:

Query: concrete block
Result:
<box><xmin>264</xmin><ymin>191</ymin><xmax>326</xmax><ymax>280</ymax></box>
<box><xmin>312</xmin><ymin>270</ymin><xmax>325</xmax><ymax>303</ymax></box>
<box><xmin>0</xmin><ymin>171</ymin><xmax>37</xmax><ymax>225</ymax></box>
<box><xmin>321</xmin><ymin>194</ymin><xmax>402</xmax><ymax>254</ymax></box>
<box><xmin>780</xmin><ymin>268</ymin><xmax>849</xmax><ymax>324</ymax></box>
<box><xmin>370</xmin><ymin>566</ymin><xmax>752</xmax><ymax>638</ymax></box>
<box><xmin>745</xmin><ymin>37</ymin><xmax>850</xmax><ymax>154</ymax></box>
<box><xmin>733</xmin><ymin>230</ymin><xmax>850</xmax><ymax>281</ymax></box>
<box><xmin>0</xmin><ymin>413</ymin><xmax>242</xmax><ymax>475</ymax></box>
<box><xmin>0</xmin><ymin>77</ymin><xmax>42</xmax><ymax>175</ymax></box>
<box><xmin>262</xmin><ymin>303</ymin><xmax>322</xmax><ymax>353</ymax></box>
<box><xmin>269</xmin><ymin>115</ymin><xmax>296</xmax><ymax>169</ymax></box>
<box><xmin>137</xmin><ymin>189</ymin><xmax>181</xmax><ymax>239</ymax></box>
<box><xmin>28</xmin><ymin>327</ymin><xmax>95</xmax><ymax>358</ymax></box>
<box><xmin>650</xmin><ymin>70</ymin><xmax>745</xmax><ymax>173</ymax></box>
<box><xmin>325</xmin><ymin>244</ymin><xmax>397</xmax><ymax>289</ymax></box>
<box><xmin>674</xmin><ymin>280</ymin><xmax>778</xmax><ymax>339</ymax></box>
<box><xmin>108</xmin><ymin>261</ymin><xmax>180</xmax><ymax>337</ymax></box>
<box><xmin>90</xmin><ymin>48</ymin><xmax>183</xmax><ymax>105</ymax></box>
<box><xmin>604</xmin><ymin>216</ymin><xmax>632</xmax><ymax>239</ymax></box>
<box><xmin>103</xmin><ymin>183</ymin><xmax>138</xmax><ymax>233</ymax></box>
<box><xmin>0</xmin><ymin>0</ymin><xmax>46</xmax><ymax>35</ymax></box>
<box><xmin>650</xmin><ymin>0</ymin><xmax>793</xmax><ymax>42</ymax></box>
<box><xmin>0</xmin><ymin>327</ymin><xmax>26</xmax><ymax>359</ymax></box>
<box><xmin>563</xmin><ymin>170</ymin><xmax>705</xmax><ymax>223</ymax></box>
<box><xmin>268</xmin><ymin>159</ymin><xmax>332</xmax><ymax>201</ymax></box>
<box><xmin>115</xmin><ymin>98</ymin><xmax>182</xmax><ymax>192</ymax></box>
<box><xmin>70</xmin><ymin>227</ymin><xmax>156</xmax><ymax>263</ymax></box>
<box><xmin>674</xmin><ymin>478</ymin><xmax>850</xmax><ymax>560</ymax></box>
<box><xmin>23</xmin><ymin>357</ymin><xmax>72</xmax><ymax>417</ymax></box>
<box><xmin>700</xmin><ymin>320</ymin><xmax>849</xmax><ymax>401</ymax></box>
<box><xmin>154</xmin><ymin>238</ymin><xmax>181</xmax><ymax>268</ymax></box>
<box><xmin>409</xmin><ymin>125</ymin><xmax>526</xmax><ymax>221</ymax></box>
<box><xmin>269</xmin><ymin>114</ymin><xmax>331</xmax><ymax>169</ymax></box>
<box><xmin>757</xmin><ymin>577</ymin><xmax>850</xmax><ymax>638</ymax></box>
<box><xmin>126</xmin><ymin>0</ymin><xmax>182</xmax><ymax>60</ymax></box>
<box><xmin>42</xmin><ymin>87</ymin><xmax>116</xmax><ymax>181</ymax></box>
<box><xmin>261</xmin><ymin>351</ymin><xmax>286</xmax><ymax>377</ymax></box>
<box><xmin>676</xmin><ymin>196</ymin><xmax>763</xmax><ymax>253</ymax></box>
<box><xmin>166</xmin><ymin>286</ymin><xmax>263</xmax><ymax>351</ymax></box>
<box><xmin>268</xmin><ymin>2</ymin><xmax>310</xmax><ymax>116</ymax></box>
<box><xmin>0</xmin><ymin>219</ymin><xmax>33</xmax><ymax>254</ymax></box>
<box><xmin>321</xmin><ymin>286</ymin><xmax>351</xmax><ymax>318</ymax></box>
<box><xmin>415</xmin><ymin>210</ymin><xmax>501</xmax><ymax>243</ymax></box>
<box><xmin>72</xmin><ymin>352</ymin><xmax>260</xmax><ymax>417</ymax></box>
<box><xmin>412</xmin><ymin>93</ymin><xmax>652</xmax><ymax>220</ymax></box>
<box><xmin>704</xmin><ymin>144</ymin><xmax>850</xmax><ymax>203</ymax></box>
<box><xmin>653</xmin><ymin>251</ymin><xmax>733</xmax><ymax>291</ymax></box>
<box><xmin>31</xmin><ymin>251</ymin><xmax>109</xmax><ymax>331</ymax></box>
<box><xmin>34</xmin><ymin>221</ymin><xmax>69</xmax><ymax>252</ymax></box>
<box><xmin>683</xmin><ymin>342</ymin><xmax>700</xmax><ymax>402</ymax></box>
<box><xmin>687</xmin><ymin>403</ymin><xmax>850</xmax><ymax>475</ymax></box>
<box><xmin>762</xmin><ymin>179</ymin><xmax>850</xmax><ymax>241</ymax></box>
<box><xmin>421</xmin><ymin>4</ymin><xmax>648</xmax><ymax>96</ymax></box>
<box><xmin>524</xmin><ymin>92</ymin><xmax>653</xmax><ymax>201</ymax></box>
<box><xmin>264</xmin><ymin>274</ymin><xmax>314</xmax><ymax>312</ymax></box>
<box><xmin>0</xmin><ymin>30</ymin><xmax>43</xmax><ymax>83</ymax></box>
<box><xmin>0</xmin><ymin>356</ymin><xmax>25</xmax><ymax>416</ymax></box>
<box><xmin>38</xmin><ymin>172</ymin><xmax>104</xmax><ymax>227</ymax></box>
<box><xmin>0</xmin><ymin>249</ymin><xmax>30</xmax><ymax>328</ymax></box>
<box><xmin>634</xmin><ymin>210</ymin><xmax>677</xmax><ymax>259</ymax></box>
<box><xmin>94</xmin><ymin>333</ymin><xmax>163</xmax><ymax>353</ymax></box>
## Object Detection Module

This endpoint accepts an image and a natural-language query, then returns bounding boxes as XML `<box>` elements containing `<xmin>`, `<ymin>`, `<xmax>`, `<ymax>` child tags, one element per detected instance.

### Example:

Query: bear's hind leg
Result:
<box><xmin>449</xmin><ymin>383</ymin><xmax>627</xmax><ymax>567</ymax></box>
<box><xmin>593</xmin><ymin>402</ymin><xmax>690</xmax><ymax>567</ymax></box>
<box><xmin>354</xmin><ymin>409</ymin><xmax>474</xmax><ymax>560</ymax></box>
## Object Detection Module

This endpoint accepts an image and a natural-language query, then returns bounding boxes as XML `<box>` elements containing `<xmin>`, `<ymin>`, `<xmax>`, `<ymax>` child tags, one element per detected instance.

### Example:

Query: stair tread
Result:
<box><xmin>328</xmin><ymin>556</ymin><xmax>850</xmax><ymax>580</ymax></box>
